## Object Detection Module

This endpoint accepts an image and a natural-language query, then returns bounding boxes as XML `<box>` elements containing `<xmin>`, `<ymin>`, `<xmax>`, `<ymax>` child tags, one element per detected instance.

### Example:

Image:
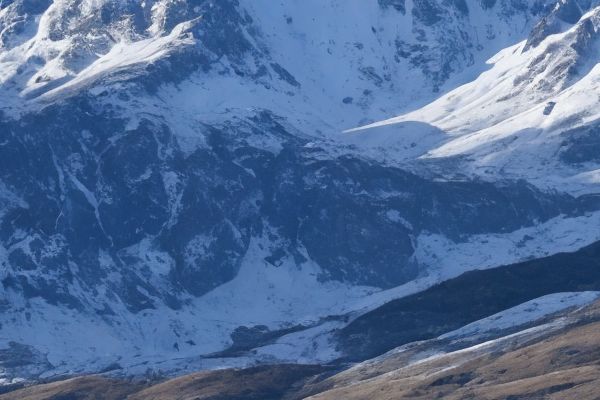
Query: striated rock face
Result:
<box><xmin>0</xmin><ymin>0</ymin><xmax>599</xmax><ymax>383</ymax></box>
<box><xmin>525</xmin><ymin>0</ymin><xmax>586</xmax><ymax>50</ymax></box>
<box><xmin>1</xmin><ymin>95</ymin><xmax>582</xmax><ymax>310</ymax></box>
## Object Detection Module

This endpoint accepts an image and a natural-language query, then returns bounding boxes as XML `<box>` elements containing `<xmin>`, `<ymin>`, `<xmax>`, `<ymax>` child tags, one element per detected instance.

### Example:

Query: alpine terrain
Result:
<box><xmin>1</xmin><ymin>0</ymin><xmax>600</xmax><ymax>398</ymax></box>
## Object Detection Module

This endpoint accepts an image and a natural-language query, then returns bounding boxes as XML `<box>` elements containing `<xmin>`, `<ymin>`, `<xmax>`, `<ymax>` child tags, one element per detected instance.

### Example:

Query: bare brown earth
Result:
<box><xmin>4</xmin><ymin>301</ymin><xmax>600</xmax><ymax>400</ymax></box>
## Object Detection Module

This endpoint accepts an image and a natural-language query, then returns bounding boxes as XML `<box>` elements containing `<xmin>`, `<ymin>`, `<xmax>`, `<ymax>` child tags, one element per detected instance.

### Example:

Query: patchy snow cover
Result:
<box><xmin>0</xmin><ymin>232</ymin><xmax>378</xmax><ymax>378</ymax></box>
<box><xmin>3</xmin><ymin>210</ymin><xmax>599</xmax><ymax>380</ymax></box>
<box><xmin>251</xmin><ymin>321</ymin><xmax>345</xmax><ymax>364</ymax></box>
<box><xmin>336</xmin><ymin>210</ymin><xmax>600</xmax><ymax>321</ymax></box>
<box><xmin>414</xmin><ymin>211</ymin><xmax>600</xmax><ymax>281</ymax></box>
<box><xmin>339</xmin><ymin>318</ymin><xmax>571</xmax><ymax>387</ymax></box>
<box><xmin>441</xmin><ymin>291</ymin><xmax>600</xmax><ymax>339</ymax></box>
<box><xmin>356</xmin><ymin>291</ymin><xmax>600</xmax><ymax>379</ymax></box>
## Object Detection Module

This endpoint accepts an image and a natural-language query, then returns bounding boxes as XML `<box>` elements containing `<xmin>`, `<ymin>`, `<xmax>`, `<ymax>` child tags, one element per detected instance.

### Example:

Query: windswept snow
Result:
<box><xmin>441</xmin><ymin>291</ymin><xmax>600</xmax><ymax>340</ymax></box>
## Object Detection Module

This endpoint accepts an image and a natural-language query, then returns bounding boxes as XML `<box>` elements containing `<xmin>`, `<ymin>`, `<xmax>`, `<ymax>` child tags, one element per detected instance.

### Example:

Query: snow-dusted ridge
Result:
<box><xmin>349</xmin><ymin>5</ymin><xmax>600</xmax><ymax>193</ymax></box>
<box><xmin>440</xmin><ymin>291</ymin><xmax>600</xmax><ymax>340</ymax></box>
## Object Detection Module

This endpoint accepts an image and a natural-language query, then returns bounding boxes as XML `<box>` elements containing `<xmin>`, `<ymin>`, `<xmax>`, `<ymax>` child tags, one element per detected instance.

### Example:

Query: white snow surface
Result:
<box><xmin>1</xmin><ymin>0</ymin><xmax>546</xmax><ymax>125</ymax></box>
<box><xmin>349</xmin><ymin>7</ymin><xmax>600</xmax><ymax>194</ymax></box>
<box><xmin>441</xmin><ymin>291</ymin><xmax>600</xmax><ymax>340</ymax></box>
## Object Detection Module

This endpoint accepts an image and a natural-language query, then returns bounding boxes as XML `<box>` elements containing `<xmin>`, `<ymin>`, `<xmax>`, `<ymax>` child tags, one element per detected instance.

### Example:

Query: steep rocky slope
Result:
<box><xmin>304</xmin><ymin>299</ymin><xmax>600</xmax><ymax>400</ymax></box>
<box><xmin>336</xmin><ymin>240</ymin><xmax>600</xmax><ymax>360</ymax></box>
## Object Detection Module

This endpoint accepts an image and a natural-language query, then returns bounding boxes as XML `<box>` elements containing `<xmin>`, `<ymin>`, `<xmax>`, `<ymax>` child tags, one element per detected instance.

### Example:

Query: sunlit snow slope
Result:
<box><xmin>350</xmin><ymin>4</ymin><xmax>600</xmax><ymax>194</ymax></box>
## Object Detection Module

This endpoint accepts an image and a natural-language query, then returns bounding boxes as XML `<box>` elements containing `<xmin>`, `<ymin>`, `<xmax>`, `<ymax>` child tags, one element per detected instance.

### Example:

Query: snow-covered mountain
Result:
<box><xmin>350</xmin><ymin>1</ymin><xmax>600</xmax><ymax>193</ymax></box>
<box><xmin>0</xmin><ymin>0</ymin><xmax>599</xmax><ymax>384</ymax></box>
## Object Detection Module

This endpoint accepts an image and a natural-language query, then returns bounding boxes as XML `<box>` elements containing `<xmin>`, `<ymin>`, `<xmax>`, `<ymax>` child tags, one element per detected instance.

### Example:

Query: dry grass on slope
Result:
<box><xmin>0</xmin><ymin>364</ymin><xmax>331</xmax><ymax>400</ymax></box>
<box><xmin>0</xmin><ymin>375</ymin><xmax>145</xmax><ymax>400</ymax></box>
<box><xmin>127</xmin><ymin>364</ymin><xmax>330</xmax><ymax>400</ymax></box>
<box><xmin>308</xmin><ymin>302</ymin><xmax>600</xmax><ymax>400</ymax></box>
